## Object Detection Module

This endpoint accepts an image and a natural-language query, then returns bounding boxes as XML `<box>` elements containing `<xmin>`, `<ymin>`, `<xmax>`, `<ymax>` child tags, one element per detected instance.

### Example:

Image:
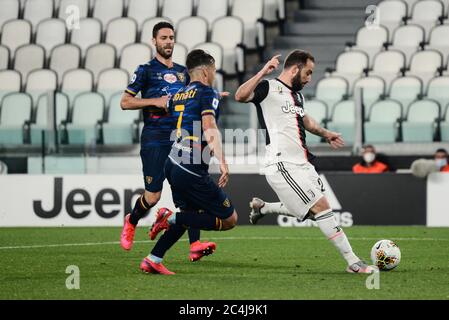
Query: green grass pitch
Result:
<box><xmin>1</xmin><ymin>226</ymin><xmax>448</xmax><ymax>300</ymax></box>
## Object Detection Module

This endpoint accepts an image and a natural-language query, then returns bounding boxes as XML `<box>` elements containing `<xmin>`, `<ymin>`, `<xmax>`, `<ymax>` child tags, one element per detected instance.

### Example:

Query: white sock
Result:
<box><xmin>260</xmin><ymin>202</ymin><xmax>296</xmax><ymax>217</ymax></box>
<box><xmin>315</xmin><ymin>209</ymin><xmax>359</xmax><ymax>266</ymax></box>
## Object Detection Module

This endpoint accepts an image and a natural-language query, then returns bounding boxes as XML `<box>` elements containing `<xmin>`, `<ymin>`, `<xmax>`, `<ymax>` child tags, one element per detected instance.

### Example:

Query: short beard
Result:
<box><xmin>291</xmin><ymin>72</ymin><xmax>303</xmax><ymax>92</ymax></box>
<box><xmin>156</xmin><ymin>45</ymin><xmax>172</xmax><ymax>59</ymax></box>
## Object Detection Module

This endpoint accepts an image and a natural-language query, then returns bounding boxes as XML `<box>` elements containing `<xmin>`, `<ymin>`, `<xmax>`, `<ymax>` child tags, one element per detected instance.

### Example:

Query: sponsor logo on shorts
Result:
<box><xmin>146</xmin><ymin>176</ymin><xmax>153</xmax><ymax>185</ymax></box>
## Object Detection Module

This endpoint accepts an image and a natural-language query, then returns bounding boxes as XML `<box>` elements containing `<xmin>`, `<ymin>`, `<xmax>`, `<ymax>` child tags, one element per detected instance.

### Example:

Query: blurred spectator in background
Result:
<box><xmin>352</xmin><ymin>145</ymin><xmax>389</xmax><ymax>174</ymax></box>
<box><xmin>434</xmin><ymin>148</ymin><xmax>449</xmax><ymax>172</ymax></box>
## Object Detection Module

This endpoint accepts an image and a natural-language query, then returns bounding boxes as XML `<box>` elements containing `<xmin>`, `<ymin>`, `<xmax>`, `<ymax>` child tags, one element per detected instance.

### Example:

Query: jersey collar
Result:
<box><xmin>275</xmin><ymin>78</ymin><xmax>299</xmax><ymax>93</ymax></box>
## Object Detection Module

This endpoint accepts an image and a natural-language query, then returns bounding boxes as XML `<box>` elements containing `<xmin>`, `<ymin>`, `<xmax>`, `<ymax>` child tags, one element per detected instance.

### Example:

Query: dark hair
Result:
<box><xmin>435</xmin><ymin>148</ymin><xmax>448</xmax><ymax>155</ymax></box>
<box><xmin>152</xmin><ymin>22</ymin><xmax>174</xmax><ymax>38</ymax></box>
<box><xmin>186</xmin><ymin>49</ymin><xmax>215</xmax><ymax>71</ymax></box>
<box><xmin>284</xmin><ymin>50</ymin><xmax>315</xmax><ymax>70</ymax></box>
<box><xmin>363</xmin><ymin>144</ymin><xmax>375</xmax><ymax>151</ymax></box>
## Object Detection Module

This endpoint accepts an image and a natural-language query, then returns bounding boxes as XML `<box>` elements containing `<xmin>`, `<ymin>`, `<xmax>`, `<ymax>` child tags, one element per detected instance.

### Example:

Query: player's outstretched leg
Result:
<box><xmin>150</xmin><ymin>208</ymin><xmax>237</xmax><ymax>240</ymax></box>
<box><xmin>311</xmin><ymin>197</ymin><xmax>374</xmax><ymax>274</ymax></box>
<box><xmin>249</xmin><ymin>198</ymin><xmax>299</xmax><ymax>225</ymax></box>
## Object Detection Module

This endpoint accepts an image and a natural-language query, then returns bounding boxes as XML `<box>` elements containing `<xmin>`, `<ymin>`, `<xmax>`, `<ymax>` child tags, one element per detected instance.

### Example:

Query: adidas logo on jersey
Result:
<box><xmin>281</xmin><ymin>101</ymin><xmax>305</xmax><ymax>117</ymax></box>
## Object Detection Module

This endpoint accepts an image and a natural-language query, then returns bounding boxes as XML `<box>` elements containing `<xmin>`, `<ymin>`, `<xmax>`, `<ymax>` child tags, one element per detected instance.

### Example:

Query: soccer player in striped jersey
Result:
<box><xmin>235</xmin><ymin>50</ymin><xmax>374</xmax><ymax>274</ymax></box>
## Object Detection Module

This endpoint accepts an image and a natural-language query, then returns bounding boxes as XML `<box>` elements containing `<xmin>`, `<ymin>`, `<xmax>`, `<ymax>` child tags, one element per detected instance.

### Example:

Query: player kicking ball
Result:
<box><xmin>140</xmin><ymin>49</ymin><xmax>238</xmax><ymax>275</ymax></box>
<box><xmin>235</xmin><ymin>50</ymin><xmax>374</xmax><ymax>274</ymax></box>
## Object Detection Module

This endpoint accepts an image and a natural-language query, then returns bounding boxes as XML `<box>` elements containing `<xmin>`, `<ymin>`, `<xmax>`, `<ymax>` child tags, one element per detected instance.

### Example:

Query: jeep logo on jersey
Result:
<box><xmin>164</xmin><ymin>73</ymin><xmax>177</xmax><ymax>84</ymax></box>
<box><xmin>281</xmin><ymin>101</ymin><xmax>305</xmax><ymax>117</ymax></box>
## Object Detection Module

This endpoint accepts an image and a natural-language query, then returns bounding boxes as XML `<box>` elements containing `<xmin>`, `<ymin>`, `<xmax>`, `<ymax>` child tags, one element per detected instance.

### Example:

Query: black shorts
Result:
<box><xmin>140</xmin><ymin>146</ymin><xmax>172</xmax><ymax>192</ymax></box>
<box><xmin>164</xmin><ymin>157</ymin><xmax>234</xmax><ymax>219</ymax></box>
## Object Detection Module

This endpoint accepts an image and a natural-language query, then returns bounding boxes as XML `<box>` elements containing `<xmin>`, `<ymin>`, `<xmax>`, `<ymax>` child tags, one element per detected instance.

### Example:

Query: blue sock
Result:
<box><xmin>148</xmin><ymin>254</ymin><xmax>163</xmax><ymax>264</ymax></box>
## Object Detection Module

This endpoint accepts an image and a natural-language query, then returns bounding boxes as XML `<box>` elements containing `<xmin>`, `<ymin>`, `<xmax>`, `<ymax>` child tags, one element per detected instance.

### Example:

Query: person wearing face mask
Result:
<box><xmin>352</xmin><ymin>145</ymin><xmax>389</xmax><ymax>174</ymax></box>
<box><xmin>434</xmin><ymin>148</ymin><xmax>449</xmax><ymax>172</ymax></box>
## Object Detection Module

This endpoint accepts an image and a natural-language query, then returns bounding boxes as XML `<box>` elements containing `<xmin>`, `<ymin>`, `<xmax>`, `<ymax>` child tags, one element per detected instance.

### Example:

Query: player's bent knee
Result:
<box><xmin>144</xmin><ymin>191</ymin><xmax>161</xmax><ymax>206</ymax></box>
<box><xmin>310</xmin><ymin>196</ymin><xmax>331</xmax><ymax>215</ymax></box>
<box><xmin>222</xmin><ymin>211</ymin><xmax>238</xmax><ymax>230</ymax></box>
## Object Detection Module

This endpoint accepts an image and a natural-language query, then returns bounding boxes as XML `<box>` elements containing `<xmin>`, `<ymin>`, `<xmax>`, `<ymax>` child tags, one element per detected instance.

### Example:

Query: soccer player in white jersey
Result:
<box><xmin>235</xmin><ymin>50</ymin><xmax>374</xmax><ymax>273</ymax></box>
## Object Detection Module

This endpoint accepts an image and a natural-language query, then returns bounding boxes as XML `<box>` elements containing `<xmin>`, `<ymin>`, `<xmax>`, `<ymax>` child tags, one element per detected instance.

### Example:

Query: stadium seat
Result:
<box><xmin>211</xmin><ymin>16</ymin><xmax>245</xmax><ymax>76</ymax></box>
<box><xmin>30</xmin><ymin>92</ymin><xmax>69</xmax><ymax>145</ymax></box>
<box><xmin>0</xmin><ymin>70</ymin><xmax>21</xmax><ymax>102</ymax></box>
<box><xmin>427</xmin><ymin>76</ymin><xmax>449</xmax><ymax>110</ymax></box>
<box><xmin>61</xmin><ymin>68</ymin><xmax>94</xmax><ymax>106</ymax></box>
<box><xmin>440</xmin><ymin>103</ymin><xmax>449</xmax><ymax>141</ymax></box>
<box><xmin>330</xmin><ymin>51</ymin><xmax>368</xmax><ymax>93</ymax></box>
<box><xmin>304</xmin><ymin>99</ymin><xmax>327</xmax><ymax>144</ymax></box>
<box><xmin>196</xmin><ymin>0</ymin><xmax>228</xmax><ymax>29</ymax></box>
<box><xmin>388</xmin><ymin>25</ymin><xmax>425</xmax><ymax>65</ymax></box>
<box><xmin>92</xmin><ymin>0</ymin><xmax>124</xmax><ymax>28</ymax></box>
<box><xmin>84</xmin><ymin>44</ymin><xmax>116</xmax><ymax>82</ymax></box>
<box><xmin>194</xmin><ymin>42</ymin><xmax>224</xmax><ymax>91</ymax></box>
<box><xmin>65</xmin><ymin>92</ymin><xmax>105</xmax><ymax>145</ymax></box>
<box><xmin>49</xmin><ymin>44</ymin><xmax>81</xmax><ymax>85</ymax></box>
<box><xmin>176</xmin><ymin>17</ymin><xmax>208</xmax><ymax>51</ymax></box>
<box><xmin>365</xmin><ymin>99</ymin><xmax>402</xmax><ymax>143</ymax></box>
<box><xmin>14</xmin><ymin>44</ymin><xmax>45</xmax><ymax>82</ymax></box>
<box><xmin>161</xmin><ymin>0</ymin><xmax>193</xmax><ymax>27</ymax></box>
<box><xmin>389</xmin><ymin>76</ymin><xmax>423</xmax><ymax>118</ymax></box>
<box><xmin>120</xmin><ymin>43</ymin><xmax>152</xmax><ymax>78</ymax></box>
<box><xmin>127</xmin><ymin>0</ymin><xmax>158</xmax><ymax>28</ymax></box>
<box><xmin>0</xmin><ymin>92</ymin><xmax>32</xmax><ymax>145</ymax></box>
<box><xmin>263</xmin><ymin>0</ymin><xmax>285</xmax><ymax>23</ymax></box>
<box><xmin>353</xmin><ymin>76</ymin><xmax>386</xmax><ymax>117</ymax></box>
<box><xmin>0</xmin><ymin>45</ymin><xmax>9</xmax><ymax>70</ymax></box>
<box><xmin>23</xmin><ymin>0</ymin><xmax>54</xmax><ymax>31</ymax></box>
<box><xmin>102</xmin><ymin>92</ymin><xmax>140</xmax><ymax>145</ymax></box>
<box><xmin>378</xmin><ymin>0</ymin><xmax>407</xmax><ymax>41</ymax></box>
<box><xmin>25</xmin><ymin>69</ymin><xmax>58</xmax><ymax>107</ymax></box>
<box><xmin>326</xmin><ymin>100</ymin><xmax>356</xmax><ymax>144</ymax></box>
<box><xmin>105</xmin><ymin>18</ymin><xmax>137</xmax><ymax>55</ymax></box>
<box><xmin>314</xmin><ymin>76</ymin><xmax>348</xmax><ymax>117</ymax></box>
<box><xmin>369</xmin><ymin>50</ymin><xmax>406</xmax><ymax>91</ymax></box>
<box><xmin>172</xmin><ymin>43</ymin><xmax>188</xmax><ymax>66</ymax></box>
<box><xmin>1</xmin><ymin>19</ymin><xmax>32</xmax><ymax>56</ymax></box>
<box><xmin>70</xmin><ymin>18</ymin><xmax>102</xmax><ymax>57</ymax></box>
<box><xmin>405</xmin><ymin>50</ymin><xmax>443</xmax><ymax>88</ymax></box>
<box><xmin>58</xmin><ymin>0</ymin><xmax>90</xmax><ymax>21</ymax></box>
<box><xmin>0</xmin><ymin>0</ymin><xmax>20</xmax><ymax>31</ymax></box>
<box><xmin>425</xmin><ymin>25</ymin><xmax>449</xmax><ymax>66</ymax></box>
<box><xmin>348</xmin><ymin>26</ymin><xmax>389</xmax><ymax>67</ymax></box>
<box><xmin>401</xmin><ymin>0</ymin><xmax>420</xmax><ymax>17</ymax></box>
<box><xmin>407</xmin><ymin>0</ymin><xmax>443</xmax><ymax>41</ymax></box>
<box><xmin>140</xmin><ymin>17</ymin><xmax>172</xmax><ymax>46</ymax></box>
<box><xmin>96</xmin><ymin>68</ymin><xmax>129</xmax><ymax>105</ymax></box>
<box><xmin>231</xmin><ymin>0</ymin><xmax>265</xmax><ymax>50</ymax></box>
<box><xmin>35</xmin><ymin>19</ymin><xmax>67</xmax><ymax>56</ymax></box>
<box><xmin>402</xmin><ymin>99</ymin><xmax>440</xmax><ymax>142</ymax></box>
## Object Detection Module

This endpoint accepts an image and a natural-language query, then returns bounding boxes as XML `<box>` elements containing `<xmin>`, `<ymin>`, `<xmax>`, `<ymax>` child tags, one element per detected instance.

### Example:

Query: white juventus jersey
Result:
<box><xmin>251</xmin><ymin>78</ymin><xmax>312</xmax><ymax>166</ymax></box>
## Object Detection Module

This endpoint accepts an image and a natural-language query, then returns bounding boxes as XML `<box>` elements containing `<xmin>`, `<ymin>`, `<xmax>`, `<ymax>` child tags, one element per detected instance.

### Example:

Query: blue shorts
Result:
<box><xmin>140</xmin><ymin>146</ymin><xmax>172</xmax><ymax>192</ymax></box>
<box><xmin>164</xmin><ymin>157</ymin><xmax>234</xmax><ymax>219</ymax></box>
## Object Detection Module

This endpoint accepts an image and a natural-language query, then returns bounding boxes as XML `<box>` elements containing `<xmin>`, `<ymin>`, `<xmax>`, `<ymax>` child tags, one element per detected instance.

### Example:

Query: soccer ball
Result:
<box><xmin>370</xmin><ymin>239</ymin><xmax>401</xmax><ymax>271</ymax></box>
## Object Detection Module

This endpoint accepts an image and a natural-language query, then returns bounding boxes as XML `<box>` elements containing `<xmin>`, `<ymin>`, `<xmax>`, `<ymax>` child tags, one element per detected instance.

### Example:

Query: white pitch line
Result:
<box><xmin>0</xmin><ymin>236</ymin><xmax>448</xmax><ymax>250</ymax></box>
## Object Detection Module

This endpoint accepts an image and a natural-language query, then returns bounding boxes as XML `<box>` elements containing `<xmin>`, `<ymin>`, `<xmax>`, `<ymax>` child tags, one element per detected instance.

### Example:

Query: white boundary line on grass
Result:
<box><xmin>0</xmin><ymin>236</ymin><xmax>448</xmax><ymax>250</ymax></box>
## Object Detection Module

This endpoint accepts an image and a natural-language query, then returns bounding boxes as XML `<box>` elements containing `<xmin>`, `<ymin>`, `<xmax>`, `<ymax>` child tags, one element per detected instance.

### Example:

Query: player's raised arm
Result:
<box><xmin>303</xmin><ymin>114</ymin><xmax>345</xmax><ymax>149</ymax></box>
<box><xmin>234</xmin><ymin>54</ymin><xmax>281</xmax><ymax>102</ymax></box>
<box><xmin>202</xmin><ymin>115</ymin><xmax>229</xmax><ymax>188</ymax></box>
